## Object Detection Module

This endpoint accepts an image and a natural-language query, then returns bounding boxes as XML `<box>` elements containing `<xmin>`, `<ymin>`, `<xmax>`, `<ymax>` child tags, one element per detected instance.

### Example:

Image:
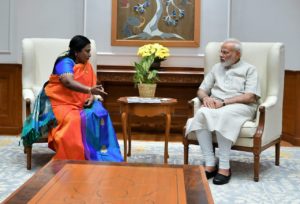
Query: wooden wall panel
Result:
<box><xmin>98</xmin><ymin>65</ymin><xmax>204</xmax><ymax>133</ymax></box>
<box><xmin>282</xmin><ymin>71</ymin><xmax>300</xmax><ymax>145</ymax></box>
<box><xmin>0</xmin><ymin>63</ymin><xmax>299</xmax><ymax>146</ymax></box>
<box><xmin>0</xmin><ymin>64</ymin><xmax>22</xmax><ymax>134</ymax></box>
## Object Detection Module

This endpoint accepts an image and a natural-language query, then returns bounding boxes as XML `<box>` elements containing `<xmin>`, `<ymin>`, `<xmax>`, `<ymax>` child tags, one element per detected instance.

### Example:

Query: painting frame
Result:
<box><xmin>111</xmin><ymin>0</ymin><xmax>200</xmax><ymax>47</ymax></box>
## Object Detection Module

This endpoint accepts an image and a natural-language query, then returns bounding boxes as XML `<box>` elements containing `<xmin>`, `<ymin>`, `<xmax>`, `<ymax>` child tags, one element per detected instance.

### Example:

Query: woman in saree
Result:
<box><xmin>22</xmin><ymin>35</ymin><xmax>123</xmax><ymax>162</ymax></box>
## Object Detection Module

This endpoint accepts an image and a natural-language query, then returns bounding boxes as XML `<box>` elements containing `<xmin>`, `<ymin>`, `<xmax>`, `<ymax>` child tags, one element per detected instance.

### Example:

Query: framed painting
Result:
<box><xmin>111</xmin><ymin>0</ymin><xmax>200</xmax><ymax>47</ymax></box>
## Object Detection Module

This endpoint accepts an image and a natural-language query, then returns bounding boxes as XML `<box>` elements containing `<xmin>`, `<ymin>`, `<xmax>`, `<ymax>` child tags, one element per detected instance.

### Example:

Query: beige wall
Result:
<box><xmin>0</xmin><ymin>0</ymin><xmax>299</xmax><ymax>69</ymax></box>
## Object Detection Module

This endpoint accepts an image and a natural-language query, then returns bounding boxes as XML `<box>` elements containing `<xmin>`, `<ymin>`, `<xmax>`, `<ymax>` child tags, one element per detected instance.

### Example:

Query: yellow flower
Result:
<box><xmin>137</xmin><ymin>43</ymin><xmax>170</xmax><ymax>60</ymax></box>
<box><xmin>134</xmin><ymin>43</ymin><xmax>169</xmax><ymax>85</ymax></box>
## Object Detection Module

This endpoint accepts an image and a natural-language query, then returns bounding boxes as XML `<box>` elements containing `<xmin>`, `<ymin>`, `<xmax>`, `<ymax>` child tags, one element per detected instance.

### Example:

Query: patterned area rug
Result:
<box><xmin>1</xmin><ymin>136</ymin><xmax>300</xmax><ymax>204</ymax></box>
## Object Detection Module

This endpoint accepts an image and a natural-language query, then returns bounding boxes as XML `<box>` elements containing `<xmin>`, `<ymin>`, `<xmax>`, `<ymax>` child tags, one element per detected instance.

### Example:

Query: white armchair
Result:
<box><xmin>22</xmin><ymin>38</ymin><xmax>97</xmax><ymax>169</ymax></box>
<box><xmin>183</xmin><ymin>42</ymin><xmax>285</xmax><ymax>181</ymax></box>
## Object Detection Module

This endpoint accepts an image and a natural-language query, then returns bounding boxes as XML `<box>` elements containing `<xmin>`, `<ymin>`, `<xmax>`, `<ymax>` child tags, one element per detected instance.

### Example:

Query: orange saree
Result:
<box><xmin>45</xmin><ymin>62</ymin><xmax>95</xmax><ymax>160</ymax></box>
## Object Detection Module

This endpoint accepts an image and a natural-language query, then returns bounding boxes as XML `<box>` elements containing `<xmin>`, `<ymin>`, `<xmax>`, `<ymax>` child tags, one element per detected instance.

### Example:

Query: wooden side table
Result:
<box><xmin>117</xmin><ymin>97</ymin><xmax>177</xmax><ymax>163</ymax></box>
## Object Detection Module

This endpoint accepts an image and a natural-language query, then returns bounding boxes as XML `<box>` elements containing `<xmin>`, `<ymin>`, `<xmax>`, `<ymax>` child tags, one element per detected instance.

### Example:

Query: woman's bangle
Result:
<box><xmin>88</xmin><ymin>87</ymin><xmax>92</xmax><ymax>94</ymax></box>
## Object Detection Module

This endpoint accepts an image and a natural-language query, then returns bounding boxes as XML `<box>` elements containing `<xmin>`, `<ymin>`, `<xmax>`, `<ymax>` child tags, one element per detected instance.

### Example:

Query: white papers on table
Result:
<box><xmin>126</xmin><ymin>97</ymin><xmax>170</xmax><ymax>103</ymax></box>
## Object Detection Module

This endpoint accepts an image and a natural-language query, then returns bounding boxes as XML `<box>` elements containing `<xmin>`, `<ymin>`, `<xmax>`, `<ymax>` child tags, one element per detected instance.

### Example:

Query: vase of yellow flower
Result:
<box><xmin>134</xmin><ymin>43</ymin><xmax>170</xmax><ymax>97</ymax></box>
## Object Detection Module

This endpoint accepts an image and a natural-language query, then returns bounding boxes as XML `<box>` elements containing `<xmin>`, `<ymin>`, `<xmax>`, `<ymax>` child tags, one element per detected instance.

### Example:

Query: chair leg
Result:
<box><xmin>183</xmin><ymin>140</ymin><xmax>189</xmax><ymax>164</ymax></box>
<box><xmin>26</xmin><ymin>146</ymin><xmax>32</xmax><ymax>170</ymax></box>
<box><xmin>213</xmin><ymin>143</ymin><xmax>217</xmax><ymax>154</ymax></box>
<box><xmin>253</xmin><ymin>153</ymin><xmax>260</xmax><ymax>182</ymax></box>
<box><xmin>275</xmin><ymin>142</ymin><xmax>280</xmax><ymax>166</ymax></box>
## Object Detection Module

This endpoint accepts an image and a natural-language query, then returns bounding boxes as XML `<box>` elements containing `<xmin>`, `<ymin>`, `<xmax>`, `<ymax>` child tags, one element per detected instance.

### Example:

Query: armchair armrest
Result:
<box><xmin>23</xmin><ymin>89</ymin><xmax>35</xmax><ymax>117</ymax></box>
<box><xmin>94</xmin><ymin>94</ymin><xmax>103</xmax><ymax>102</ymax></box>
<box><xmin>23</xmin><ymin>88</ymin><xmax>35</xmax><ymax>102</ymax></box>
<box><xmin>187</xmin><ymin>97</ymin><xmax>201</xmax><ymax>118</ymax></box>
<box><xmin>259</xmin><ymin>96</ymin><xmax>277</xmax><ymax>110</ymax></box>
<box><xmin>191</xmin><ymin>97</ymin><xmax>201</xmax><ymax>116</ymax></box>
<box><xmin>256</xmin><ymin>95</ymin><xmax>281</xmax><ymax>145</ymax></box>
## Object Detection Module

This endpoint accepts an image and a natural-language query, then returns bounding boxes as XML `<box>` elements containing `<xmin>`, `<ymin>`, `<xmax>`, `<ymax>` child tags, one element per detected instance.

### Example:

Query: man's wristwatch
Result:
<box><xmin>221</xmin><ymin>99</ymin><xmax>226</xmax><ymax>106</ymax></box>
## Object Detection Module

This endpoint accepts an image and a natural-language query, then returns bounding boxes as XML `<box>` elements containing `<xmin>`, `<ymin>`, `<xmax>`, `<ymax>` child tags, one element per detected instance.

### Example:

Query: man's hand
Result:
<box><xmin>202</xmin><ymin>97</ymin><xmax>224</xmax><ymax>109</ymax></box>
<box><xmin>198</xmin><ymin>89</ymin><xmax>225</xmax><ymax>109</ymax></box>
<box><xmin>202</xmin><ymin>97</ymin><xmax>216</xmax><ymax>108</ymax></box>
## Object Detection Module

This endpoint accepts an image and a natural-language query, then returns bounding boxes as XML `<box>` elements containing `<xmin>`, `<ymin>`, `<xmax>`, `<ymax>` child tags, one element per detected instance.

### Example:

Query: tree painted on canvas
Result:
<box><xmin>121</xmin><ymin>0</ymin><xmax>192</xmax><ymax>40</ymax></box>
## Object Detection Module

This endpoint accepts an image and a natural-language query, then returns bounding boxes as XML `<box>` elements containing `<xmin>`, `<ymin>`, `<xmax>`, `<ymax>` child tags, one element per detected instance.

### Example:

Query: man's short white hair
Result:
<box><xmin>223</xmin><ymin>38</ymin><xmax>242</xmax><ymax>55</ymax></box>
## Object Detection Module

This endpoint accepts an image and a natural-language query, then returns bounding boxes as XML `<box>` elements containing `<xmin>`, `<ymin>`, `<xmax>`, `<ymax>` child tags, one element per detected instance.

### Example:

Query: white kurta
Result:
<box><xmin>186</xmin><ymin>60</ymin><xmax>261</xmax><ymax>143</ymax></box>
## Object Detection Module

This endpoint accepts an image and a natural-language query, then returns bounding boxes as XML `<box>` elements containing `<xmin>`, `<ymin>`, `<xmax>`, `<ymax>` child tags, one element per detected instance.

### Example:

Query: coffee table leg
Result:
<box><xmin>121</xmin><ymin>112</ymin><xmax>128</xmax><ymax>162</ymax></box>
<box><xmin>164</xmin><ymin>113</ymin><xmax>171</xmax><ymax>164</ymax></box>
<box><xmin>128</xmin><ymin>115</ymin><xmax>131</xmax><ymax>157</ymax></box>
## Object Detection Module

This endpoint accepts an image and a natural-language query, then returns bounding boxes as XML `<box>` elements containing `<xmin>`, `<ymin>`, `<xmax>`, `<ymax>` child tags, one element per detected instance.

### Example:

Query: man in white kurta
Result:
<box><xmin>186</xmin><ymin>39</ymin><xmax>260</xmax><ymax>185</ymax></box>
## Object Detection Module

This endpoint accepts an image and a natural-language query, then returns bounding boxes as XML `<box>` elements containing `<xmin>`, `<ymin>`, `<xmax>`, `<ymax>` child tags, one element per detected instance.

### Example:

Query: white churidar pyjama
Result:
<box><xmin>196</xmin><ymin>129</ymin><xmax>232</xmax><ymax>169</ymax></box>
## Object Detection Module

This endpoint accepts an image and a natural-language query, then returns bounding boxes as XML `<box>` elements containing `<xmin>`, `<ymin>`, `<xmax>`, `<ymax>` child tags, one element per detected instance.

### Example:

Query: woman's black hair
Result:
<box><xmin>54</xmin><ymin>35</ymin><xmax>91</xmax><ymax>66</ymax></box>
<box><xmin>68</xmin><ymin>35</ymin><xmax>91</xmax><ymax>61</ymax></box>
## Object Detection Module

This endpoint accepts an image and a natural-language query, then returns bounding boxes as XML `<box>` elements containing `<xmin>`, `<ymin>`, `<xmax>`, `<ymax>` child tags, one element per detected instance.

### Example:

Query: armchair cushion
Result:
<box><xmin>186</xmin><ymin>97</ymin><xmax>258</xmax><ymax>141</ymax></box>
<box><xmin>186</xmin><ymin>117</ymin><xmax>257</xmax><ymax>141</ymax></box>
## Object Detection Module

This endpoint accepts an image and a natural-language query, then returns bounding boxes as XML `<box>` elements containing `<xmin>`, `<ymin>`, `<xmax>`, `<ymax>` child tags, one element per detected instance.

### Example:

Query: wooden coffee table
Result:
<box><xmin>3</xmin><ymin>160</ymin><xmax>214</xmax><ymax>204</ymax></box>
<box><xmin>118</xmin><ymin>97</ymin><xmax>177</xmax><ymax>163</ymax></box>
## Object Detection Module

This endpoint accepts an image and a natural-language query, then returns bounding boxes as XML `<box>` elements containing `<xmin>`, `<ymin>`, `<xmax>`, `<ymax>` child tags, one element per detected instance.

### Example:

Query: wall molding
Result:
<box><xmin>83</xmin><ymin>0</ymin><xmax>87</xmax><ymax>35</ymax></box>
<box><xmin>227</xmin><ymin>0</ymin><xmax>232</xmax><ymax>38</ymax></box>
<box><xmin>96</xmin><ymin>52</ymin><xmax>205</xmax><ymax>67</ymax></box>
<box><xmin>0</xmin><ymin>0</ymin><xmax>12</xmax><ymax>54</ymax></box>
<box><xmin>97</xmin><ymin>52</ymin><xmax>205</xmax><ymax>57</ymax></box>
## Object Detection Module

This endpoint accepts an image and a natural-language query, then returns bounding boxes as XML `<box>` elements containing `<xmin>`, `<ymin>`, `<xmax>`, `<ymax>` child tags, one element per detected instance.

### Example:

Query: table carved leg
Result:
<box><xmin>164</xmin><ymin>113</ymin><xmax>171</xmax><ymax>164</ymax></box>
<box><xmin>121</xmin><ymin>112</ymin><xmax>128</xmax><ymax>162</ymax></box>
<box><xmin>128</xmin><ymin>115</ymin><xmax>132</xmax><ymax>157</ymax></box>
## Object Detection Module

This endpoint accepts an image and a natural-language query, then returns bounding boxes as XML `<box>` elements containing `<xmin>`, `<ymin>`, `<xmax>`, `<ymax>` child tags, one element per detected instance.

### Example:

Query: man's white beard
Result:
<box><xmin>221</xmin><ymin>59</ymin><xmax>234</xmax><ymax>67</ymax></box>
